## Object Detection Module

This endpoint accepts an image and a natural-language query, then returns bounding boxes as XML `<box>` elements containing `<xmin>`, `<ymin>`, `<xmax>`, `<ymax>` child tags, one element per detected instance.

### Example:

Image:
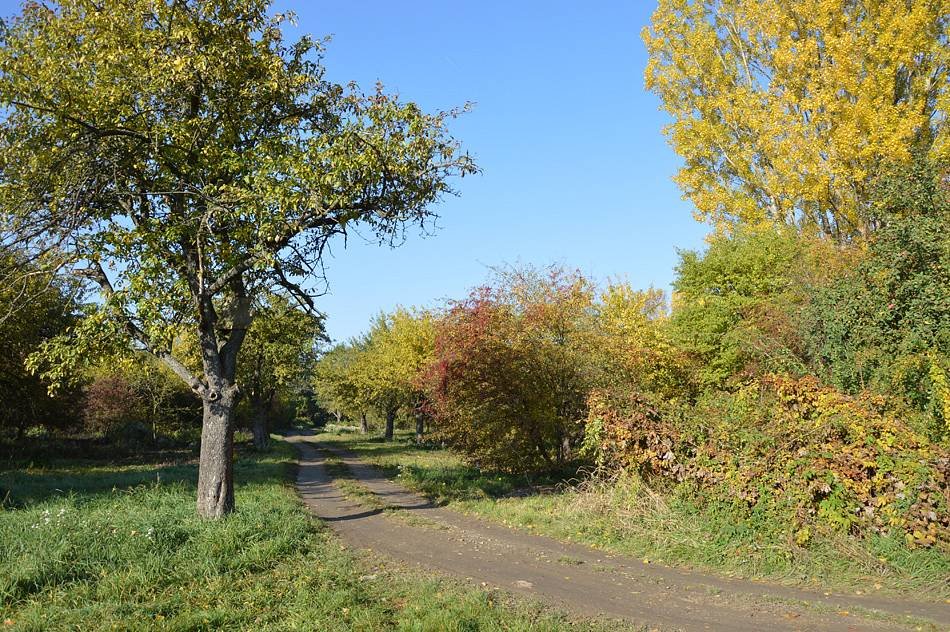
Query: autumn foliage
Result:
<box><xmin>422</xmin><ymin>269</ymin><xmax>597</xmax><ymax>471</ymax></box>
<box><xmin>322</xmin><ymin>165</ymin><xmax>949</xmax><ymax>550</ymax></box>
<box><xmin>307</xmin><ymin>4</ymin><xmax>950</xmax><ymax>554</ymax></box>
<box><xmin>586</xmin><ymin>376</ymin><xmax>949</xmax><ymax>548</ymax></box>
<box><xmin>644</xmin><ymin>0</ymin><xmax>949</xmax><ymax>238</ymax></box>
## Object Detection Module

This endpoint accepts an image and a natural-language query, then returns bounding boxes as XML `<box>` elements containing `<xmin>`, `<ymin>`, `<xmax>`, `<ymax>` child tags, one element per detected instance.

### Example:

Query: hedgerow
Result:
<box><xmin>584</xmin><ymin>375</ymin><xmax>949</xmax><ymax>549</ymax></box>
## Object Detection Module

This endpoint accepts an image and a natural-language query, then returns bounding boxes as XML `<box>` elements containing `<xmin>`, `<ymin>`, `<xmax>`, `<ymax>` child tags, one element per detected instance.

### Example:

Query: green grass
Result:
<box><xmin>319</xmin><ymin>428</ymin><xmax>950</xmax><ymax>601</ymax></box>
<box><xmin>0</xmin><ymin>439</ymin><xmax>620</xmax><ymax>631</ymax></box>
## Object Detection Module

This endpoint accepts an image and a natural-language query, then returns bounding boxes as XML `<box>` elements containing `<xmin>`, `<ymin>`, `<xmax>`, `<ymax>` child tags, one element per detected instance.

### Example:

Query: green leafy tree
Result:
<box><xmin>239</xmin><ymin>294</ymin><xmax>326</xmax><ymax>450</ymax></box>
<box><xmin>355</xmin><ymin>308</ymin><xmax>435</xmax><ymax>441</ymax></box>
<box><xmin>0</xmin><ymin>254</ymin><xmax>79</xmax><ymax>440</ymax></box>
<box><xmin>0</xmin><ymin>0</ymin><xmax>474</xmax><ymax>517</ymax></box>
<box><xmin>312</xmin><ymin>342</ymin><xmax>367</xmax><ymax>429</ymax></box>
<box><xmin>349</xmin><ymin>315</ymin><xmax>404</xmax><ymax>441</ymax></box>
<box><xmin>803</xmin><ymin>157</ymin><xmax>950</xmax><ymax>433</ymax></box>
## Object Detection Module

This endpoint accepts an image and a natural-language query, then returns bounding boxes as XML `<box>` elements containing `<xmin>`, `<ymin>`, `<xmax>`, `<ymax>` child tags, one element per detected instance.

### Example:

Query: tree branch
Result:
<box><xmin>78</xmin><ymin>261</ymin><xmax>205</xmax><ymax>394</ymax></box>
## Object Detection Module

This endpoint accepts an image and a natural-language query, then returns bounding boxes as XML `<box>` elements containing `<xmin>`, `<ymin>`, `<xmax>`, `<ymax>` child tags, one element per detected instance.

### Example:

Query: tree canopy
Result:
<box><xmin>644</xmin><ymin>0</ymin><xmax>949</xmax><ymax>239</ymax></box>
<box><xmin>0</xmin><ymin>0</ymin><xmax>474</xmax><ymax>517</ymax></box>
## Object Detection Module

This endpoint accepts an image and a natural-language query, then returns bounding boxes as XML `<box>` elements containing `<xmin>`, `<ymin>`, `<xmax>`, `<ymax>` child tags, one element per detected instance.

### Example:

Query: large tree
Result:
<box><xmin>644</xmin><ymin>0</ymin><xmax>949</xmax><ymax>239</ymax></box>
<box><xmin>0</xmin><ymin>0</ymin><xmax>474</xmax><ymax>517</ymax></box>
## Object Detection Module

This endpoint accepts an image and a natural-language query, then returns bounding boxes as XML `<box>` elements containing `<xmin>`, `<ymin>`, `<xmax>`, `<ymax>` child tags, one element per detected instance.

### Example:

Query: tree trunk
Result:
<box><xmin>334</xmin><ymin>410</ymin><xmax>342</xmax><ymax>425</ymax></box>
<box><xmin>384</xmin><ymin>407</ymin><xmax>396</xmax><ymax>441</ymax></box>
<box><xmin>360</xmin><ymin>411</ymin><xmax>368</xmax><ymax>434</ymax></box>
<box><xmin>196</xmin><ymin>387</ymin><xmax>238</xmax><ymax>519</ymax></box>
<box><xmin>252</xmin><ymin>398</ymin><xmax>269</xmax><ymax>451</ymax></box>
<box><xmin>415</xmin><ymin>414</ymin><xmax>424</xmax><ymax>443</ymax></box>
<box><xmin>560</xmin><ymin>434</ymin><xmax>572</xmax><ymax>463</ymax></box>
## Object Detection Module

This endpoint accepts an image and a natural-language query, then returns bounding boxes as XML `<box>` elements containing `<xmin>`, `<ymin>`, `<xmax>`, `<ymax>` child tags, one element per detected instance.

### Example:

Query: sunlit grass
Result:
<box><xmin>0</xmin><ymin>439</ymin><xmax>618</xmax><ymax>631</ymax></box>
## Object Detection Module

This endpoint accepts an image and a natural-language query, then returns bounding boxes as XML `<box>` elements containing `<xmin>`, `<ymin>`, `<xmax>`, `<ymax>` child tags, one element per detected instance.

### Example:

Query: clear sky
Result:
<box><xmin>278</xmin><ymin>1</ymin><xmax>711</xmax><ymax>342</ymax></box>
<box><xmin>1</xmin><ymin>1</ymin><xmax>711</xmax><ymax>343</ymax></box>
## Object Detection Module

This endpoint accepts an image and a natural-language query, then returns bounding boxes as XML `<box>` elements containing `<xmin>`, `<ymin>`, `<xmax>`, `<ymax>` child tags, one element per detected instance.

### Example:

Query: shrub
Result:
<box><xmin>801</xmin><ymin>159</ymin><xmax>950</xmax><ymax>434</ymax></box>
<box><xmin>586</xmin><ymin>375</ymin><xmax>949</xmax><ymax>549</ymax></box>
<box><xmin>595</xmin><ymin>283</ymin><xmax>692</xmax><ymax>399</ymax></box>
<box><xmin>423</xmin><ymin>267</ymin><xmax>597</xmax><ymax>472</ymax></box>
<box><xmin>669</xmin><ymin>225</ymin><xmax>816</xmax><ymax>386</ymax></box>
<box><xmin>82</xmin><ymin>360</ymin><xmax>201</xmax><ymax>445</ymax></box>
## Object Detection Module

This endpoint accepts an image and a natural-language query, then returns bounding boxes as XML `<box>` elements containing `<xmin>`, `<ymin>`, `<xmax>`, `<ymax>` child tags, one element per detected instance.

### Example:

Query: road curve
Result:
<box><xmin>285</xmin><ymin>430</ymin><xmax>949</xmax><ymax>632</ymax></box>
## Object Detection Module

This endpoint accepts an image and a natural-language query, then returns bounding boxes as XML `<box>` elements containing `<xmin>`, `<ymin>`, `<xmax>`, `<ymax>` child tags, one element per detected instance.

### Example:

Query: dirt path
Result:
<box><xmin>285</xmin><ymin>430</ymin><xmax>949</xmax><ymax>631</ymax></box>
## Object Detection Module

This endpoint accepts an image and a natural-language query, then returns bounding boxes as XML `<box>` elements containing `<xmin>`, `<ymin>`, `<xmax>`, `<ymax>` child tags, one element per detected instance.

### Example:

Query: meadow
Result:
<box><xmin>0</xmin><ymin>439</ymin><xmax>615</xmax><ymax>631</ymax></box>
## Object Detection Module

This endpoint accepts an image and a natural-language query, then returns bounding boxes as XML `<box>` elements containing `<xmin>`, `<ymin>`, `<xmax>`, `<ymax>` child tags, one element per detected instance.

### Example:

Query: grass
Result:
<box><xmin>318</xmin><ymin>427</ymin><xmax>950</xmax><ymax>601</ymax></box>
<box><xmin>0</xmin><ymin>438</ymin><xmax>621</xmax><ymax>631</ymax></box>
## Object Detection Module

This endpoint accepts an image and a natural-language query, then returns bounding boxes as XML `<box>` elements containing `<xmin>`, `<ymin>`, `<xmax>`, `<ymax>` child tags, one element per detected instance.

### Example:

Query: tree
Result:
<box><xmin>0</xmin><ymin>253</ymin><xmax>79</xmax><ymax>440</ymax></box>
<box><xmin>239</xmin><ymin>294</ymin><xmax>325</xmax><ymax>450</ymax></box>
<box><xmin>644</xmin><ymin>0</ymin><xmax>949</xmax><ymax>239</ymax></box>
<box><xmin>0</xmin><ymin>0</ymin><xmax>475</xmax><ymax>517</ymax></box>
<box><xmin>349</xmin><ymin>314</ymin><xmax>406</xmax><ymax>441</ymax></box>
<box><xmin>313</xmin><ymin>342</ymin><xmax>367</xmax><ymax>429</ymax></box>
<box><xmin>356</xmin><ymin>308</ymin><xmax>435</xmax><ymax>441</ymax></box>
<box><xmin>422</xmin><ymin>266</ymin><xmax>597</xmax><ymax>472</ymax></box>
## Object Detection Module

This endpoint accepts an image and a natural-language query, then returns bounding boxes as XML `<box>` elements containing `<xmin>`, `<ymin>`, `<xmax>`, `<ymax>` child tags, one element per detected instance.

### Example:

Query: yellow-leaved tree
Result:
<box><xmin>644</xmin><ymin>0</ymin><xmax>949</xmax><ymax>239</ymax></box>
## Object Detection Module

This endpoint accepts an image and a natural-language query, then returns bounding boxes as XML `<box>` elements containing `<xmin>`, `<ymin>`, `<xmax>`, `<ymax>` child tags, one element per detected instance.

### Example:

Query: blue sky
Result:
<box><xmin>2</xmin><ymin>1</ymin><xmax>711</xmax><ymax>342</ymax></box>
<box><xmin>279</xmin><ymin>1</ymin><xmax>710</xmax><ymax>342</ymax></box>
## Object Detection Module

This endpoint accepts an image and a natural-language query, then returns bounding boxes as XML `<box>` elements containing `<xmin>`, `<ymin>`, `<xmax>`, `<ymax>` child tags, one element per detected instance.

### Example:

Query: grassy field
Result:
<box><xmin>0</xmin><ymin>439</ymin><xmax>618</xmax><ymax>631</ymax></box>
<box><xmin>318</xmin><ymin>427</ymin><xmax>950</xmax><ymax>601</ymax></box>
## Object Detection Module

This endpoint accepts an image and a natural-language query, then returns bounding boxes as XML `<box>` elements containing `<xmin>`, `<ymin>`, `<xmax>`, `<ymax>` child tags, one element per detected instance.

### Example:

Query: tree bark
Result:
<box><xmin>196</xmin><ymin>385</ymin><xmax>239</xmax><ymax>519</ymax></box>
<box><xmin>252</xmin><ymin>398</ymin><xmax>270</xmax><ymax>451</ymax></box>
<box><xmin>360</xmin><ymin>411</ymin><xmax>368</xmax><ymax>434</ymax></box>
<box><xmin>384</xmin><ymin>407</ymin><xmax>396</xmax><ymax>441</ymax></box>
<box><xmin>415</xmin><ymin>413</ymin><xmax>424</xmax><ymax>443</ymax></box>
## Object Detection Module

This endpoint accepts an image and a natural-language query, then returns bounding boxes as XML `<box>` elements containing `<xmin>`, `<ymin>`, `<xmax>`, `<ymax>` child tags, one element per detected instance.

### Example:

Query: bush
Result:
<box><xmin>669</xmin><ymin>226</ymin><xmax>815</xmax><ymax>386</ymax></box>
<box><xmin>423</xmin><ymin>267</ymin><xmax>597</xmax><ymax>472</ymax></box>
<box><xmin>802</xmin><ymin>160</ymin><xmax>950</xmax><ymax>435</ymax></box>
<box><xmin>585</xmin><ymin>375</ymin><xmax>949</xmax><ymax>549</ymax></box>
<box><xmin>82</xmin><ymin>360</ymin><xmax>201</xmax><ymax>446</ymax></box>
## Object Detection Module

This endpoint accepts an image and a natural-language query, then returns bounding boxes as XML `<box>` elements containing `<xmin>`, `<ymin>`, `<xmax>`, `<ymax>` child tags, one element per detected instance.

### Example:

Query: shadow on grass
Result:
<box><xmin>0</xmin><ymin>460</ymin><xmax>198</xmax><ymax>508</ymax></box>
<box><xmin>0</xmin><ymin>443</ymin><xmax>288</xmax><ymax>509</ymax></box>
